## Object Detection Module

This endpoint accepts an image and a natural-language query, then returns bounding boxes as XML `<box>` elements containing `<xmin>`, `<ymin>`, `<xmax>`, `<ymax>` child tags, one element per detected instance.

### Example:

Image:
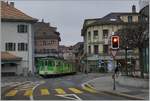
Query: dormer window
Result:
<box><xmin>128</xmin><ymin>16</ymin><xmax>132</xmax><ymax>23</ymax></box>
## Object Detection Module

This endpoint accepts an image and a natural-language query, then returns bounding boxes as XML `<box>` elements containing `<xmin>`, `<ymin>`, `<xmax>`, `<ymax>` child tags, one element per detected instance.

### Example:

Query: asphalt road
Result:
<box><xmin>1</xmin><ymin>73</ymin><xmax>130</xmax><ymax>100</ymax></box>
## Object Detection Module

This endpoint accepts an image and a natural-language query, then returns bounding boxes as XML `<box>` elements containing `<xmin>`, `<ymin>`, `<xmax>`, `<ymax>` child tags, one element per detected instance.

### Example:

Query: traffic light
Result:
<box><xmin>111</xmin><ymin>36</ymin><xmax>119</xmax><ymax>49</ymax></box>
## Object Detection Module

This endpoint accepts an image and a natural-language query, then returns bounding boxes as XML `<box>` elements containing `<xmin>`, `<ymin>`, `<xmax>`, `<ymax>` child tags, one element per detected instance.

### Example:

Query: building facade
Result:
<box><xmin>34</xmin><ymin>20</ymin><xmax>61</xmax><ymax>58</ymax></box>
<box><xmin>81</xmin><ymin>6</ymin><xmax>140</xmax><ymax>72</ymax></box>
<box><xmin>1</xmin><ymin>1</ymin><xmax>37</xmax><ymax>76</ymax></box>
<box><xmin>58</xmin><ymin>45</ymin><xmax>75</xmax><ymax>61</ymax></box>
<box><xmin>139</xmin><ymin>0</ymin><xmax>149</xmax><ymax>74</ymax></box>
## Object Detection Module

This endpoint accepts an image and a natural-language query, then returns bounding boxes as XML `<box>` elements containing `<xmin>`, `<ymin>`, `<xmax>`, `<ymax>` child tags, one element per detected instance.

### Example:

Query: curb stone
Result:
<box><xmin>84</xmin><ymin>82</ymin><xmax>145</xmax><ymax>100</ymax></box>
<box><xmin>101</xmin><ymin>90</ymin><xmax>145</xmax><ymax>100</ymax></box>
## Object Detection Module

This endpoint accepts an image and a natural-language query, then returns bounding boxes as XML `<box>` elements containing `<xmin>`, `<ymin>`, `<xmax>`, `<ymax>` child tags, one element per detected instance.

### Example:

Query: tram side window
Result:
<box><xmin>57</xmin><ymin>61</ymin><xmax>61</xmax><ymax>67</ymax></box>
<box><xmin>40</xmin><ymin>61</ymin><xmax>44</xmax><ymax>70</ymax></box>
<box><xmin>46</xmin><ymin>60</ymin><xmax>49</xmax><ymax>66</ymax></box>
<box><xmin>65</xmin><ymin>63</ymin><xmax>67</xmax><ymax>67</ymax></box>
<box><xmin>42</xmin><ymin>61</ymin><xmax>45</xmax><ymax>67</ymax></box>
<box><xmin>48</xmin><ymin>60</ymin><xmax>52</xmax><ymax>66</ymax></box>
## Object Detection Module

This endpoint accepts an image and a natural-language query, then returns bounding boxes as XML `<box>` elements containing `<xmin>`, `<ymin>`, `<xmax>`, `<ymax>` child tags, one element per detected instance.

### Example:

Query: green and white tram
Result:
<box><xmin>36</xmin><ymin>57</ymin><xmax>76</xmax><ymax>77</ymax></box>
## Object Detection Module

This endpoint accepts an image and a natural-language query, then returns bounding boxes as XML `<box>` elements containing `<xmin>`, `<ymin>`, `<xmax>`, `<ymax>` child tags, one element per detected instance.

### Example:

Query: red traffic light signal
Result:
<box><xmin>111</xmin><ymin>36</ymin><xmax>119</xmax><ymax>49</ymax></box>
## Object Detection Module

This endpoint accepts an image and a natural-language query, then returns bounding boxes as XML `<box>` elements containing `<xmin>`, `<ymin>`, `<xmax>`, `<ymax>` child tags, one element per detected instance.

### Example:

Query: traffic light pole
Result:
<box><xmin>110</xmin><ymin>35</ymin><xmax>120</xmax><ymax>90</ymax></box>
<box><xmin>113</xmin><ymin>58</ymin><xmax>116</xmax><ymax>90</ymax></box>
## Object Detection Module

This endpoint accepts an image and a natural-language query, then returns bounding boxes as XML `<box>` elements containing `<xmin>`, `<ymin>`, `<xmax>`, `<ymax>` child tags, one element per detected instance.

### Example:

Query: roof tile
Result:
<box><xmin>1</xmin><ymin>1</ymin><xmax>38</xmax><ymax>22</ymax></box>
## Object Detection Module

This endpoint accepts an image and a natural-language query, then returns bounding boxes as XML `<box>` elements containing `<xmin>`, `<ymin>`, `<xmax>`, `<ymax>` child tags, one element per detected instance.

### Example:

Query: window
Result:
<box><xmin>5</xmin><ymin>43</ymin><xmax>16</xmax><ymax>51</ymax></box>
<box><xmin>88</xmin><ymin>45</ymin><xmax>91</xmax><ymax>54</ymax></box>
<box><xmin>103</xmin><ymin>45</ymin><xmax>108</xmax><ymax>54</ymax></box>
<box><xmin>18</xmin><ymin>43</ymin><xmax>28</xmax><ymax>51</ymax></box>
<box><xmin>88</xmin><ymin>31</ymin><xmax>91</xmax><ymax>40</ymax></box>
<box><xmin>139</xmin><ymin>15</ymin><xmax>148</xmax><ymax>22</ymax></box>
<box><xmin>128</xmin><ymin>16</ymin><xmax>132</xmax><ymax>23</ymax></box>
<box><xmin>17</xmin><ymin>24</ymin><xmax>28</xmax><ymax>33</ymax></box>
<box><xmin>43</xmin><ymin>41</ymin><xmax>46</xmax><ymax>46</ymax></box>
<box><xmin>51</xmin><ymin>40</ymin><xmax>54</xmax><ymax>44</ymax></box>
<box><xmin>94</xmin><ymin>45</ymin><xmax>98</xmax><ymax>54</ymax></box>
<box><xmin>43</xmin><ymin>32</ymin><xmax>46</xmax><ymax>35</ymax></box>
<box><xmin>93</xmin><ymin>30</ymin><xmax>98</xmax><ymax>39</ymax></box>
<box><xmin>103</xmin><ymin>30</ymin><xmax>109</xmax><ymax>38</ymax></box>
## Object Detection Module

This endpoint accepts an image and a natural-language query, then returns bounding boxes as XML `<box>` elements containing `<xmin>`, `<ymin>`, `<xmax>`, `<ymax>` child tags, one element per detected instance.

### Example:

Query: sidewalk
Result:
<box><xmin>87</xmin><ymin>74</ymin><xmax>149</xmax><ymax>100</ymax></box>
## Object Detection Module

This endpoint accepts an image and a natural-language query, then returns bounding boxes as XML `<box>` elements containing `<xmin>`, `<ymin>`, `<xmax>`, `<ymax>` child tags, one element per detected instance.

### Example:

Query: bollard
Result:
<box><xmin>112</xmin><ymin>74</ymin><xmax>116</xmax><ymax>90</ymax></box>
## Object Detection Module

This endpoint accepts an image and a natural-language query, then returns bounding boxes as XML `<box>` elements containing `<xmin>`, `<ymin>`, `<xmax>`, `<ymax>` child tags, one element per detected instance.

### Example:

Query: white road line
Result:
<box><xmin>81</xmin><ymin>77</ymin><xmax>100</xmax><ymax>89</ymax></box>
<box><xmin>73</xmin><ymin>94</ymin><xmax>82</xmax><ymax>101</ymax></box>
<box><xmin>56</xmin><ymin>94</ymin><xmax>82</xmax><ymax>100</ymax></box>
<box><xmin>30</xmin><ymin>81</ymin><xmax>45</xmax><ymax>100</ymax></box>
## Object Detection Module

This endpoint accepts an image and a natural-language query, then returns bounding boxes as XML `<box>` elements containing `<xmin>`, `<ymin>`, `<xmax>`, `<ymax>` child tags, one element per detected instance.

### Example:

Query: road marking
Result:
<box><xmin>41</xmin><ymin>88</ymin><xmax>50</xmax><ymax>96</ymax></box>
<box><xmin>30</xmin><ymin>81</ymin><xmax>45</xmax><ymax>100</ymax></box>
<box><xmin>55</xmin><ymin>88</ymin><xmax>66</xmax><ymax>94</ymax></box>
<box><xmin>5</xmin><ymin>90</ymin><xmax>18</xmax><ymax>96</ymax></box>
<box><xmin>69</xmin><ymin>88</ymin><xmax>83</xmax><ymax>94</ymax></box>
<box><xmin>82</xmin><ymin>86</ymin><xmax>97</xmax><ymax>93</ymax></box>
<box><xmin>56</xmin><ymin>94</ymin><xmax>82</xmax><ymax>100</ymax></box>
<box><xmin>24</xmin><ymin>89</ymin><xmax>33</xmax><ymax>96</ymax></box>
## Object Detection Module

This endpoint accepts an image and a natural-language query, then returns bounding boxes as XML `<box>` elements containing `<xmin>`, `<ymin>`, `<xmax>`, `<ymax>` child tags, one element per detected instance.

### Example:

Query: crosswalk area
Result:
<box><xmin>5</xmin><ymin>87</ymin><xmax>97</xmax><ymax>97</ymax></box>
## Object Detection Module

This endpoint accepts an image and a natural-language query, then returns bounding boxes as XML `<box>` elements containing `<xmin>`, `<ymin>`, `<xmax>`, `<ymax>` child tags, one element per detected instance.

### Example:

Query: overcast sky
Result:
<box><xmin>13</xmin><ymin>0</ymin><xmax>139</xmax><ymax>46</ymax></box>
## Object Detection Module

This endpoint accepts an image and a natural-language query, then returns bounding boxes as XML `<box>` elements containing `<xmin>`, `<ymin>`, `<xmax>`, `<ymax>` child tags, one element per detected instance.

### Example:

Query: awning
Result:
<box><xmin>1</xmin><ymin>61</ymin><xmax>19</xmax><ymax>65</ymax></box>
<box><xmin>1</xmin><ymin>52</ymin><xmax>22</xmax><ymax>61</ymax></box>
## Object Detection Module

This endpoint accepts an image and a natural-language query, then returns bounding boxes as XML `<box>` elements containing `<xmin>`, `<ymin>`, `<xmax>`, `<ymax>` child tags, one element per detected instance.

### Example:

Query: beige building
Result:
<box><xmin>81</xmin><ymin>6</ymin><xmax>140</xmax><ymax>72</ymax></box>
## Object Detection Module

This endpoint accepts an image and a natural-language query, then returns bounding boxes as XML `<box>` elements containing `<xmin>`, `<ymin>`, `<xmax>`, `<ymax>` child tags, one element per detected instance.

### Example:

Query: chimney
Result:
<box><xmin>10</xmin><ymin>2</ymin><xmax>14</xmax><ymax>7</ymax></box>
<box><xmin>48</xmin><ymin>23</ymin><xmax>50</xmax><ymax>26</ymax></box>
<box><xmin>132</xmin><ymin>5</ymin><xmax>136</xmax><ymax>13</ymax></box>
<box><xmin>42</xmin><ymin>19</ymin><xmax>44</xmax><ymax>22</ymax></box>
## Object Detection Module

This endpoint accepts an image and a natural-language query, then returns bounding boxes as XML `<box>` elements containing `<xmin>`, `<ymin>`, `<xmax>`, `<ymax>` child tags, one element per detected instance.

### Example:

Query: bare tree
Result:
<box><xmin>116</xmin><ymin>24</ymin><xmax>147</xmax><ymax>78</ymax></box>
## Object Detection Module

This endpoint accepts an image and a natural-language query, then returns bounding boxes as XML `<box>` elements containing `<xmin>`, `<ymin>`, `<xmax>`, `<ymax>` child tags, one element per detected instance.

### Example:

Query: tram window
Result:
<box><xmin>57</xmin><ymin>61</ymin><xmax>61</xmax><ymax>67</ymax></box>
<box><xmin>46</xmin><ymin>60</ymin><xmax>49</xmax><ymax>66</ymax></box>
<box><xmin>48</xmin><ymin>60</ymin><xmax>52</xmax><ymax>66</ymax></box>
<box><xmin>64</xmin><ymin>63</ymin><xmax>67</xmax><ymax>67</ymax></box>
<box><xmin>43</xmin><ymin>61</ymin><xmax>45</xmax><ymax>66</ymax></box>
<box><xmin>42</xmin><ymin>61</ymin><xmax>44</xmax><ymax>66</ymax></box>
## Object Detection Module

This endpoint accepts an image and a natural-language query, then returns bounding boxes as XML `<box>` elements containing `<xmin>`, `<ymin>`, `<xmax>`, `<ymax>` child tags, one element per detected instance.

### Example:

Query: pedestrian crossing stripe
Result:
<box><xmin>68</xmin><ymin>88</ymin><xmax>83</xmax><ymax>94</ymax></box>
<box><xmin>82</xmin><ymin>86</ymin><xmax>97</xmax><ymax>93</ymax></box>
<box><xmin>41</xmin><ymin>89</ymin><xmax>50</xmax><ymax>96</ymax></box>
<box><xmin>5</xmin><ymin>90</ymin><xmax>18</xmax><ymax>96</ymax></box>
<box><xmin>5</xmin><ymin>87</ymin><xmax>95</xmax><ymax>97</ymax></box>
<box><xmin>55</xmin><ymin>88</ymin><xmax>66</xmax><ymax>94</ymax></box>
<box><xmin>24</xmin><ymin>89</ymin><xmax>33</xmax><ymax>96</ymax></box>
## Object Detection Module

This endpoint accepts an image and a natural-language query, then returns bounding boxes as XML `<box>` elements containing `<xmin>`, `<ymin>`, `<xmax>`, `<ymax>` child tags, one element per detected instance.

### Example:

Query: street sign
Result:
<box><xmin>111</xmin><ymin>50</ymin><xmax>117</xmax><ymax>57</ymax></box>
<box><xmin>110</xmin><ymin>50</ymin><xmax>118</xmax><ymax>59</ymax></box>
